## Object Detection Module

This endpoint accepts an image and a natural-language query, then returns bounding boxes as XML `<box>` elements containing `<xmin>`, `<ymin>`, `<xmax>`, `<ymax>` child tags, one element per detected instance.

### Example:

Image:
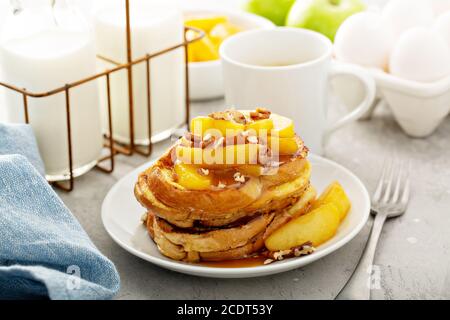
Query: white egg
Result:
<box><xmin>389</xmin><ymin>27</ymin><xmax>450</xmax><ymax>82</ymax></box>
<box><xmin>334</xmin><ymin>12</ymin><xmax>393</xmax><ymax>70</ymax></box>
<box><xmin>434</xmin><ymin>11</ymin><xmax>450</xmax><ymax>49</ymax></box>
<box><xmin>382</xmin><ymin>0</ymin><xmax>434</xmax><ymax>41</ymax></box>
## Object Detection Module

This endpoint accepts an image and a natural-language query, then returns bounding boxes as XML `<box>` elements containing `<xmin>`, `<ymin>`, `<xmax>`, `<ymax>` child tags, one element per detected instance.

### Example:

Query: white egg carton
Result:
<box><xmin>367</xmin><ymin>68</ymin><xmax>450</xmax><ymax>138</ymax></box>
<box><xmin>333</xmin><ymin>61</ymin><xmax>450</xmax><ymax>138</ymax></box>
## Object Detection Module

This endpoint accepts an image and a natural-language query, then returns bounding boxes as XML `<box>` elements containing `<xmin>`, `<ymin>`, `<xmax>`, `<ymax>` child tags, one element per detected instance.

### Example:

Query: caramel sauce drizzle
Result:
<box><xmin>196</xmin><ymin>256</ymin><xmax>266</xmax><ymax>268</ymax></box>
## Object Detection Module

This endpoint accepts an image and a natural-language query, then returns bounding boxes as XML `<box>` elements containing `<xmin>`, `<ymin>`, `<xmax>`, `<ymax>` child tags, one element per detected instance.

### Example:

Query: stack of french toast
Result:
<box><xmin>135</xmin><ymin>108</ymin><xmax>330</xmax><ymax>263</ymax></box>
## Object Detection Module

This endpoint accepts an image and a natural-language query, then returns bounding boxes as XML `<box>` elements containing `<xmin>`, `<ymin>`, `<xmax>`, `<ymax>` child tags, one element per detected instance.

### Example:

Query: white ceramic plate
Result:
<box><xmin>102</xmin><ymin>154</ymin><xmax>370</xmax><ymax>278</ymax></box>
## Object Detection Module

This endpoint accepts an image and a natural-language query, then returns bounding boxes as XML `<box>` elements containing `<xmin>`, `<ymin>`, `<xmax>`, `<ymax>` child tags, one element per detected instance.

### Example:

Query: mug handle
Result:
<box><xmin>324</xmin><ymin>63</ymin><xmax>376</xmax><ymax>142</ymax></box>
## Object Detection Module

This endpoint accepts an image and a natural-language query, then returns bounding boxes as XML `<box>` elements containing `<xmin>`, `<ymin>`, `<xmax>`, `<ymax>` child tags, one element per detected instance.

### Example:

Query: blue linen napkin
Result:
<box><xmin>0</xmin><ymin>144</ymin><xmax>120</xmax><ymax>299</ymax></box>
<box><xmin>0</xmin><ymin>123</ymin><xmax>45</xmax><ymax>176</ymax></box>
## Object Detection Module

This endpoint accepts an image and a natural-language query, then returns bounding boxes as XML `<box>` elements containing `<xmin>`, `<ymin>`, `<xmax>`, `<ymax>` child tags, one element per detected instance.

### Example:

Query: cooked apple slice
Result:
<box><xmin>190</xmin><ymin>116</ymin><xmax>214</xmax><ymax>136</ymax></box>
<box><xmin>246</xmin><ymin>118</ymin><xmax>274</xmax><ymax>134</ymax></box>
<box><xmin>186</xmin><ymin>32</ymin><xmax>220</xmax><ymax>63</ymax></box>
<box><xmin>312</xmin><ymin>182</ymin><xmax>351</xmax><ymax>221</ymax></box>
<box><xmin>268</xmin><ymin>136</ymin><xmax>301</xmax><ymax>155</ymax></box>
<box><xmin>190</xmin><ymin>117</ymin><xmax>245</xmax><ymax>136</ymax></box>
<box><xmin>245</xmin><ymin>112</ymin><xmax>294</xmax><ymax>137</ymax></box>
<box><xmin>191</xmin><ymin>116</ymin><xmax>275</xmax><ymax>137</ymax></box>
<box><xmin>176</xmin><ymin>144</ymin><xmax>261</xmax><ymax>167</ymax></box>
<box><xmin>174</xmin><ymin>163</ymin><xmax>212</xmax><ymax>190</ymax></box>
<box><xmin>271</xmin><ymin>114</ymin><xmax>295</xmax><ymax>138</ymax></box>
<box><xmin>209</xmin><ymin>22</ymin><xmax>241</xmax><ymax>50</ymax></box>
<box><xmin>237</xmin><ymin>164</ymin><xmax>264</xmax><ymax>177</ymax></box>
<box><xmin>190</xmin><ymin>112</ymin><xmax>294</xmax><ymax>138</ymax></box>
<box><xmin>265</xmin><ymin>203</ymin><xmax>340</xmax><ymax>251</ymax></box>
<box><xmin>185</xmin><ymin>16</ymin><xmax>228</xmax><ymax>33</ymax></box>
<box><xmin>214</xmin><ymin>119</ymin><xmax>246</xmax><ymax>136</ymax></box>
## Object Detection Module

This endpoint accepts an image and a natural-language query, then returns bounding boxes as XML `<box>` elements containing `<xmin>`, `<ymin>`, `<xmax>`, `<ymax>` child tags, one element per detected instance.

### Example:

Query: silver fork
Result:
<box><xmin>336</xmin><ymin>160</ymin><xmax>410</xmax><ymax>300</ymax></box>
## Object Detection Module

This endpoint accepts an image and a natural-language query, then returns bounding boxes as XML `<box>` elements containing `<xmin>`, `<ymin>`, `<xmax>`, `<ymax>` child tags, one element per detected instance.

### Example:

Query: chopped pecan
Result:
<box><xmin>294</xmin><ymin>144</ymin><xmax>309</xmax><ymax>159</ymax></box>
<box><xmin>217</xmin><ymin>182</ymin><xmax>226</xmax><ymax>189</ymax></box>
<box><xmin>184</xmin><ymin>132</ymin><xmax>200</xmax><ymax>142</ymax></box>
<box><xmin>247</xmin><ymin>136</ymin><xmax>258</xmax><ymax>144</ymax></box>
<box><xmin>184</xmin><ymin>132</ymin><xmax>202</xmax><ymax>147</ymax></box>
<box><xmin>209</xmin><ymin>110</ymin><xmax>230</xmax><ymax>121</ymax></box>
<box><xmin>250</xmin><ymin>108</ymin><xmax>271</xmax><ymax>120</ymax></box>
<box><xmin>200</xmin><ymin>134</ymin><xmax>215</xmax><ymax>149</ymax></box>
<box><xmin>229</xmin><ymin>110</ymin><xmax>247</xmax><ymax>124</ymax></box>
<box><xmin>210</xmin><ymin>136</ymin><xmax>225</xmax><ymax>149</ymax></box>
<box><xmin>225</xmin><ymin>132</ymin><xmax>247</xmax><ymax>146</ymax></box>
<box><xmin>264</xmin><ymin>259</ymin><xmax>274</xmax><ymax>265</ymax></box>
<box><xmin>180</xmin><ymin>138</ymin><xmax>194</xmax><ymax>148</ymax></box>
<box><xmin>233</xmin><ymin>172</ymin><xmax>246</xmax><ymax>183</ymax></box>
<box><xmin>209</xmin><ymin>109</ymin><xmax>247</xmax><ymax>124</ymax></box>
<box><xmin>293</xmin><ymin>244</ymin><xmax>315</xmax><ymax>257</ymax></box>
<box><xmin>198</xmin><ymin>168</ymin><xmax>210</xmax><ymax>176</ymax></box>
<box><xmin>257</xmin><ymin>107</ymin><xmax>271</xmax><ymax>115</ymax></box>
<box><xmin>262</xmin><ymin>242</ymin><xmax>315</xmax><ymax>263</ymax></box>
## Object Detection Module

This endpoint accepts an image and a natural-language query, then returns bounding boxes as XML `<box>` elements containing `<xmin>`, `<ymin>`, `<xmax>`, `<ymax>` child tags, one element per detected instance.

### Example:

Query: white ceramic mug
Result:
<box><xmin>220</xmin><ymin>27</ymin><xmax>376</xmax><ymax>155</ymax></box>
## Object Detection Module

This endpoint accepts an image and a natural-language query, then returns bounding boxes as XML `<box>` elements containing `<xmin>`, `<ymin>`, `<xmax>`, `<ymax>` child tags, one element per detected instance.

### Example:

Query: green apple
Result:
<box><xmin>243</xmin><ymin>0</ymin><xmax>296</xmax><ymax>26</ymax></box>
<box><xmin>286</xmin><ymin>0</ymin><xmax>366</xmax><ymax>41</ymax></box>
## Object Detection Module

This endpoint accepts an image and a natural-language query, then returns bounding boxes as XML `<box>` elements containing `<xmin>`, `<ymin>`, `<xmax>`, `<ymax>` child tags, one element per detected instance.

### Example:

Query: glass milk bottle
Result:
<box><xmin>0</xmin><ymin>0</ymin><xmax>103</xmax><ymax>181</ymax></box>
<box><xmin>94</xmin><ymin>0</ymin><xmax>186</xmax><ymax>145</ymax></box>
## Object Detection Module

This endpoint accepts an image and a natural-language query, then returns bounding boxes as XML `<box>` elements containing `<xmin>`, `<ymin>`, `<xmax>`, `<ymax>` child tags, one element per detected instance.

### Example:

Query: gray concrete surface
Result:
<box><xmin>58</xmin><ymin>100</ymin><xmax>450</xmax><ymax>300</ymax></box>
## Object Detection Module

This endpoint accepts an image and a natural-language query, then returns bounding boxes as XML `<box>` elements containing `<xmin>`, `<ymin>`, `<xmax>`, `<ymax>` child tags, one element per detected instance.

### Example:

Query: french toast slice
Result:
<box><xmin>145</xmin><ymin>185</ymin><xmax>317</xmax><ymax>262</ymax></box>
<box><xmin>136</xmin><ymin>144</ymin><xmax>308</xmax><ymax>209</ymax></box>
<box><xmin>135</xmin><ymin>157</ymin><xmax>311</xmax><ymax>227</ymax></box>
